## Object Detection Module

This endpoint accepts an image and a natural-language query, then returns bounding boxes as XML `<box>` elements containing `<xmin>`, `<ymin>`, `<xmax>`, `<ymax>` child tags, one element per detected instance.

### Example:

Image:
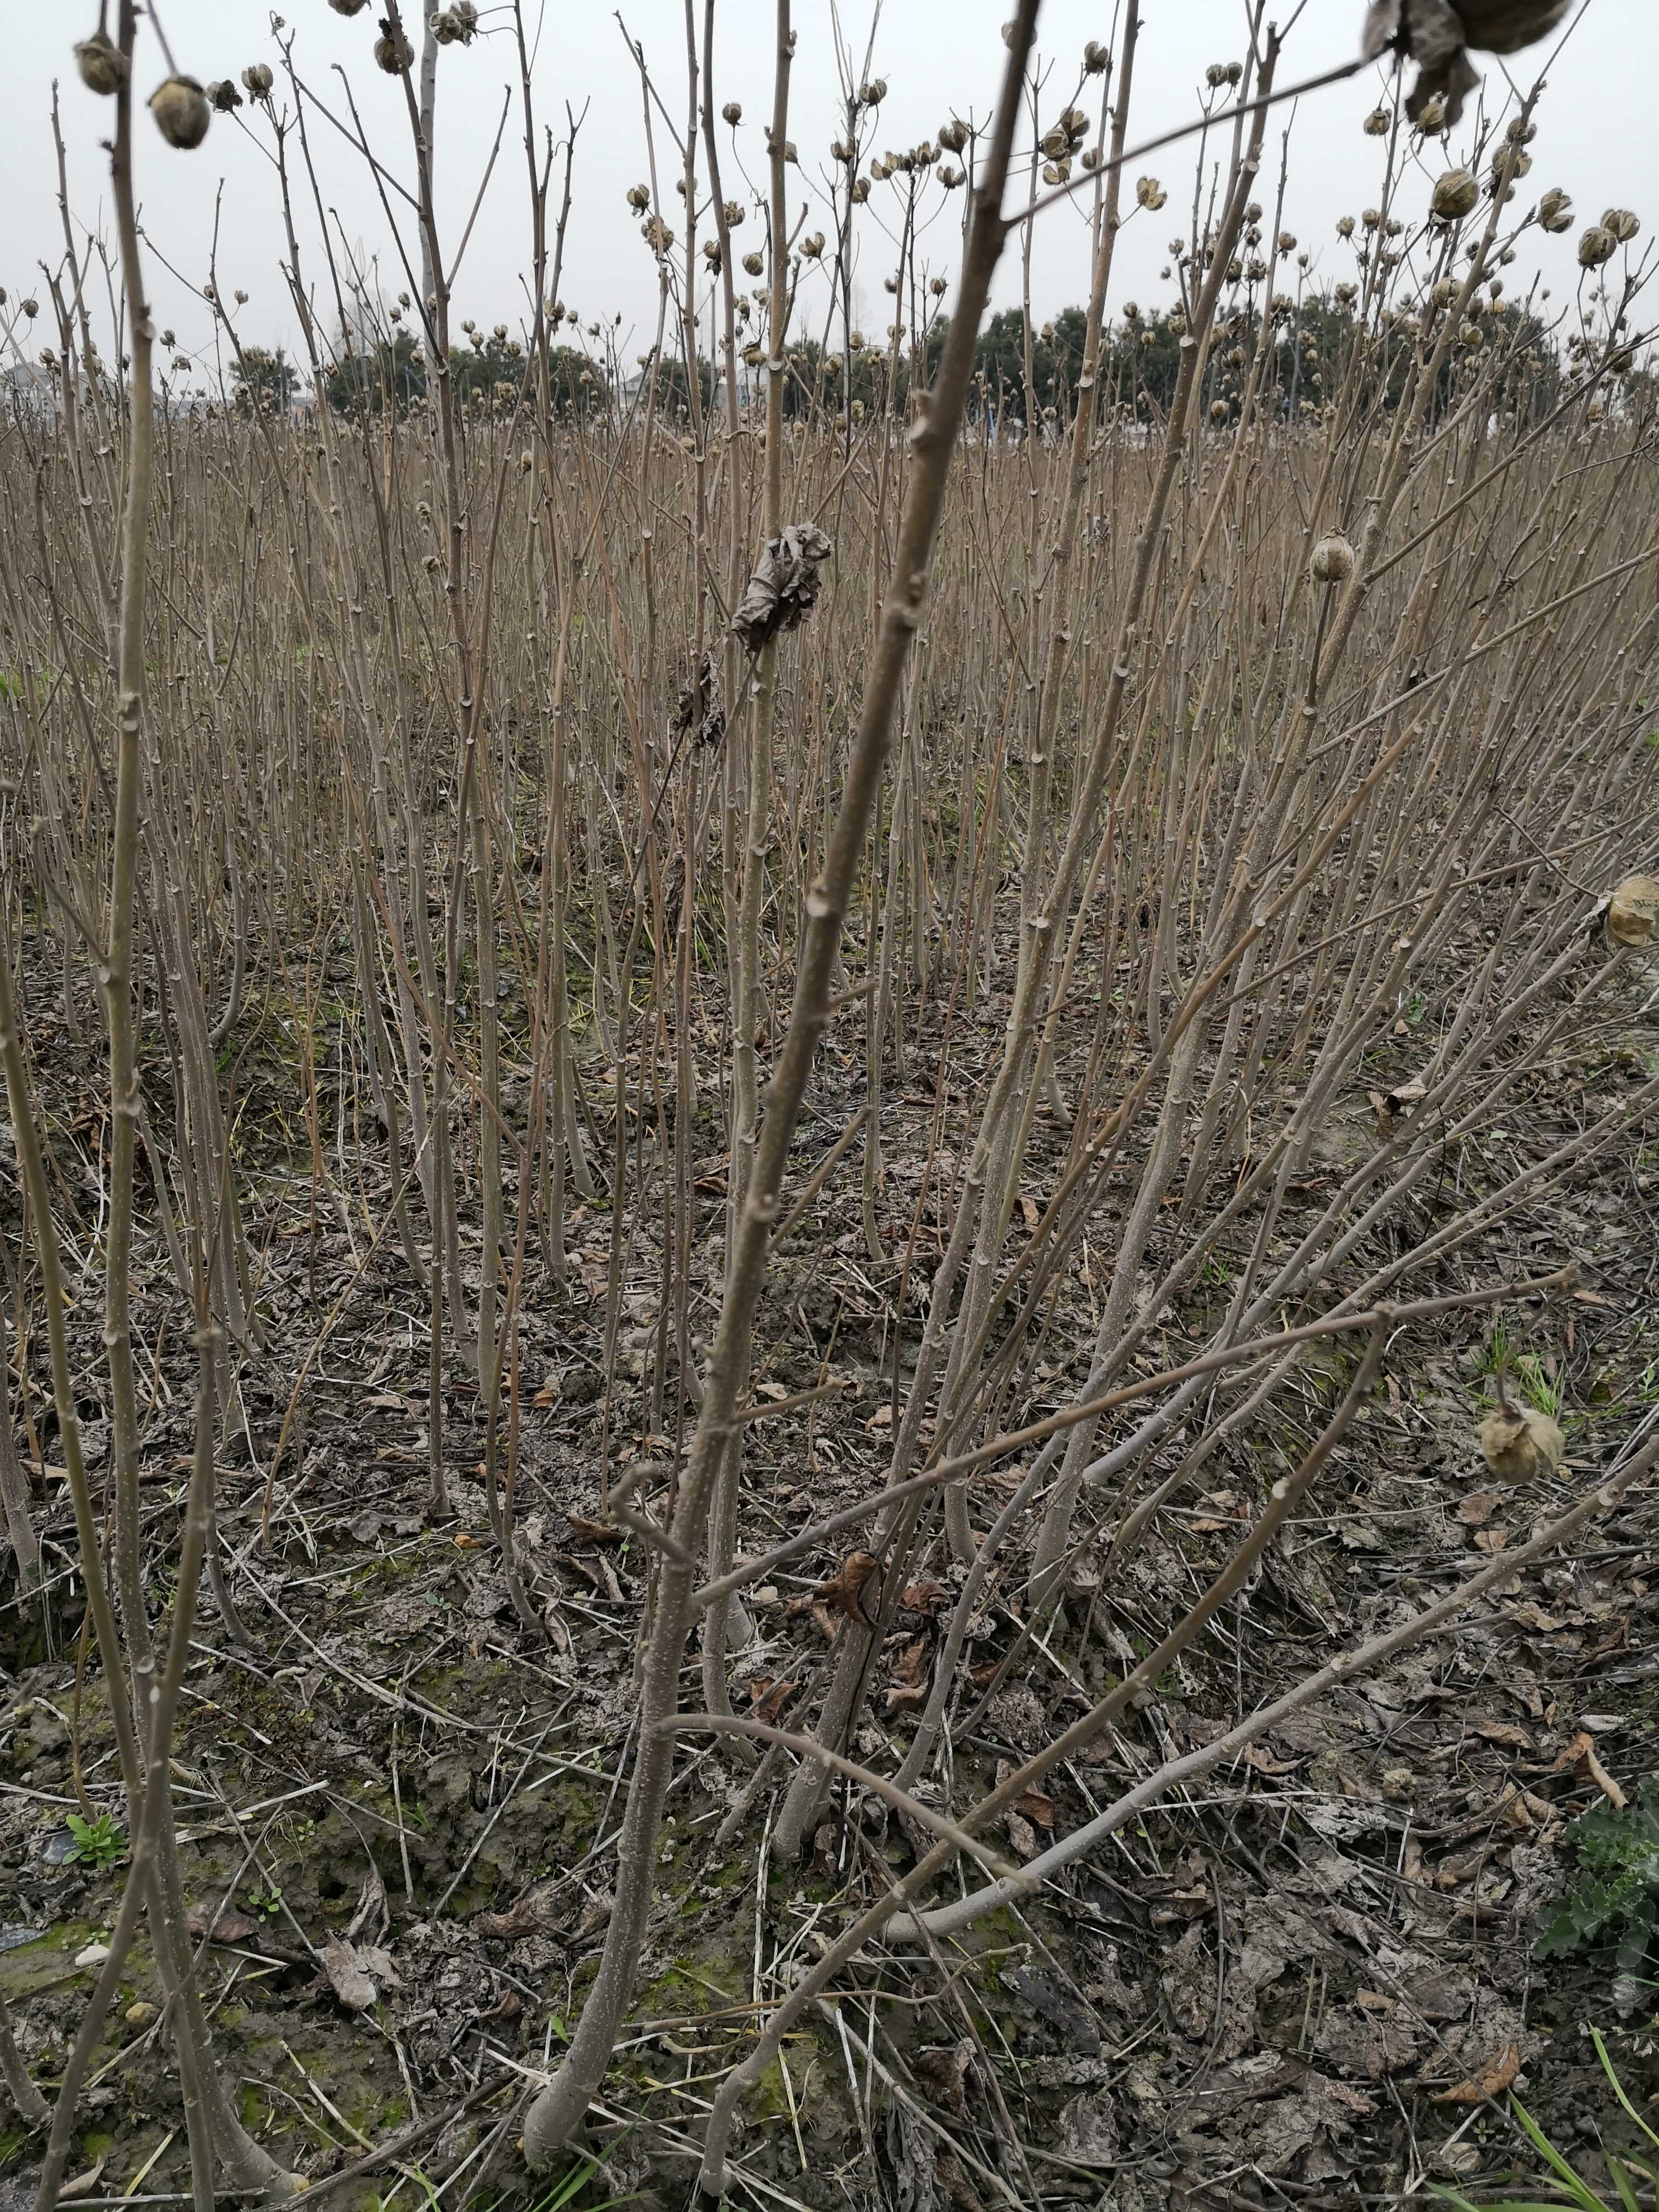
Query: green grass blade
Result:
<box><xmin>1590</xmin><ymin>2027</ymin><xmax>1659</xmax><ymax>2152</ymax></box>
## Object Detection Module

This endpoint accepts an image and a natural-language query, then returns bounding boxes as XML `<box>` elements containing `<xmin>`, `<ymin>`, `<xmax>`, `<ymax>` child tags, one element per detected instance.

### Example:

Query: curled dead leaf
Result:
<box><xmin>1015</xmin><ymin>1786</ymin><xmax>1055</xmax><ymax>1831</ymax></box>
<box><xmin>731</xmin><ymin>523</ymin><xmax>833</xmax><ymax>651</ymax></box>
<box><xmin>746</xmin><ymin>1674</ymin><xmax>799</xmax><ymax>1726</ymax></box>
<box><xmin>565</xmin><ymin>1511</ymin><xmax>620</xmax><ymax>1544</ymax></box>
<box><xmin>885</xmin><ymin>1637</ymin><xmax>932</xmax><ymax>1714</ymax></box>
<box><xmin>186</xmin><ymin>1902</ymin><xmax>260</xmax><ymax>1947</ymax></box>
<box><xmin>1431</xmin><ymin>2039</ymin><xmax>1521</xmax><ymax>2105</ymax></box>
<box><xmin>901</xmin><ymin>1579</ymin><xmax>951</xmax><ymax>1616</ymax></box>
<box><xmin>1555</xmin><ymin>1730</ymin><xmax>1627</xmax><ymax>1809</ymax></box>
<box><xmin>319</xmin><ymin>1933</ymin><xmax>379</xmax><ymax>2012</ymax></box>
<box><xmin>811</xmin><ymin>1550</ymin><xmax>881</xmax><ymax>1622</ymax></box>
<box><xmin>913</xmin><ymin>2038</ymin><xmax>974</xmax><ymax>2117</ymax></box>
<box><xmin>1456</xmin><ymin>1488</ymin><xmax>1505</xmax><ymax>1526</ymax></box>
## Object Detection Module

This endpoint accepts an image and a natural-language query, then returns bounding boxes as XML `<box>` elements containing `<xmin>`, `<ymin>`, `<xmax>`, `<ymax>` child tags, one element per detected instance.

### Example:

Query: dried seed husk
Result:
<box><xmin>1310</xmin><ymin>532</ymin><xmax>1356</xmax><ymax>586</ymax></box>
<box><xmin>374</xmin><ymin>23</ymin><xmax>414</xmax><ymax>73</ymax></box>
<box><xmin>149</xmin><ymin>76</ymin><xmax>211</xmax><ymax>149</ymax></box>
<box><xmin>1432</xmin><ymin>167</ymin><xmax>1480</xmax><ymax>221</ymax></box>
<box><xmin>75</xmin><ymin>32</ymin><xmax>127</xmax><ymax>96</ymax></box>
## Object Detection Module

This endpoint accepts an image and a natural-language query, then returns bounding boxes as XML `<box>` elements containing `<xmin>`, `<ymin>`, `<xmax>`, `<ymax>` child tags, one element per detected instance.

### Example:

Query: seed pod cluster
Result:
<box><xmin>431</xmin><ymin>3</ymin><xmax>479</xmax><ymax>45</ymax></box>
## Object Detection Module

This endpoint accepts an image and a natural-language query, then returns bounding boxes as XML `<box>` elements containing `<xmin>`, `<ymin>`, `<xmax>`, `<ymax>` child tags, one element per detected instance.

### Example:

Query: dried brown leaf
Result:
<box><xmin>319</xmin><ymin>1934</ymin><xmax>379</xmax><ymax>2012</ymax></box>
<box><xmin>1431</xmin><ymin>2040</ymin><xmax>1521</xmax><ymax>2105</ymax></box>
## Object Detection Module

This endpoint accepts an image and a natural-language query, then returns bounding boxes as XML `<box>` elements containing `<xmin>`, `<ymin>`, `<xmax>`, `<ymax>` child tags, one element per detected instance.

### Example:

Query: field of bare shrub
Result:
<box><xmin>1</xmin><ymin>3</ymin><xmax>1657</xmax><ymax>2208</ymax></box>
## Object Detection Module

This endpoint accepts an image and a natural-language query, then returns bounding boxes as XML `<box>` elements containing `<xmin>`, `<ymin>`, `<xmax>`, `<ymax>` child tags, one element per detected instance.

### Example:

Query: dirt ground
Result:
<box><xmin>2</xmin><ymin>944</ymin><xmax>1657</xmax><ymax>2211</ymax></box>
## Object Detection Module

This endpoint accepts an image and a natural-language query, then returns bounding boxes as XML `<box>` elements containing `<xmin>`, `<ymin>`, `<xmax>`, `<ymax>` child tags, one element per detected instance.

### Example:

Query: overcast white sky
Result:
<box><xmin>3</xmin><ymin>2</ymin><xmax>1655</xmax><ymax>381</ymax></box>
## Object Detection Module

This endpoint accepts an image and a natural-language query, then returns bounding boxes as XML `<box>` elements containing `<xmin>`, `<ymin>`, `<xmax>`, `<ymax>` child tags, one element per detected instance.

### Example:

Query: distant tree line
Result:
<box><xmin>230</xmin><ymin>334</ymin><xmax>606</xmax><ymax>421</ymax></box>
<box><xmin>227</xmin><ymin>293</ymin><xmax>1587</xmax><ymax>433</ymax></box>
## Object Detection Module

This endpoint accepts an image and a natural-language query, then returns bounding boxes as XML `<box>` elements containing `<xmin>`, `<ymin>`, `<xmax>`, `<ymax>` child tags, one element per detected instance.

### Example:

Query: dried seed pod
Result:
<box><xmin>207</xmin><ymin>80</ymin><xmax>244</xmax><ymax>111</ymax></box>
<box><xmin>1083</xmin><ymin>38</ymin><xmax>1109</xmax><ymax>72</ymax></box>
<box><xmin>1607</xmin><ymin>875</ymin><xmax>1659</xmax><ymax>947</ymax></box>
<box><xmin>75</xmin><ymin>31</ymin><xmax>128</xmax><ymax>96</ymax></box>
<box><xmin>373</xmin><ymin>21</ymin><xmax>414</xmax><ymax>73</ymax></box>
<box><xmin>625</xmin><ymin>182</ymin><xmax>650</xmax><ymax>211</ymax></box>
<box><xmin>1136</xmin><ymin>176</ymin><xmax>1167</xmax><ymax>211</ymax></box>
<box><xmin>722</xmin><ymin>100</ymin><xmax>742</xmax><ymax>124</ymax></box>
<box><xmin>1042</xmin><ymin>158</ymin><xmax>1071</xmax><ymax>186</ymax></box>
<box><xmin>1603</xmin><ymin>207</ymin><xmax>1642</xmax><ymax>243</ymax></box>
<box><xmin>1413</xmin><ymin>91</ymin><xmax>1448</xmax><ymax>132</ymax></box>
<box><xmin>1477</xmin><ymin>1401</ymin><xmax>1564</xmax><ymax>1484</ymax></box>
<box><xmin>149</xmin><ymin>76</ymin><xmax>211</xmax><ymax>149</ymax></box>
<box><xmin>1432</xmin><ymin>167</ymin><xmax>1479</xmax><ymax>221</ymax></box>
<box><xmin>1209</xmin><ymin>399</ymin><xmax>1230</xmax><ymax>424</ymax></box>
<box><xmin>860</xmin><ymin>77</ymin><xmax>886</xmax><ymax>106</ymax></box>
<box><xmin>1579</xmin><ymin>224</ymin><xmax>1617</xmax><ymax>268</ymax></box>
<box><xmin>741</xmin><ymin>251</ymin><xmax>764</xmax><ymax>276</ymax></box>
<box><xmin>938</xmin><ymin>118</ymin><xmax>968</xmax><ymax>153</ymax></box>
<box><xmin>1538</xmin><ymin>187</ymin><xmax>1574</xmax><ymax>233</ymax></box>
<box><xmin>1363</xmin><ymin>106</ymin><xmax>1390</xmax><ymax>136</ymax></box>
<box><xmin>1310</xmin><ymin>532</ymin><xmax>1356</xmax><ymax>586</ymax></box>
<box><xmin>329</xmin><ymin>0</ymin><xmax>371</xmax><ymax>12</ymax></box>
<box><xmin>799</xmin><ymin>232</ymin><xmax>824</xmax><ymax>260</ymax></box>
<box><xmin>241</xmin><ymin>62</ymin><xmax>274</xmax><ymax>96</ymax></box>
